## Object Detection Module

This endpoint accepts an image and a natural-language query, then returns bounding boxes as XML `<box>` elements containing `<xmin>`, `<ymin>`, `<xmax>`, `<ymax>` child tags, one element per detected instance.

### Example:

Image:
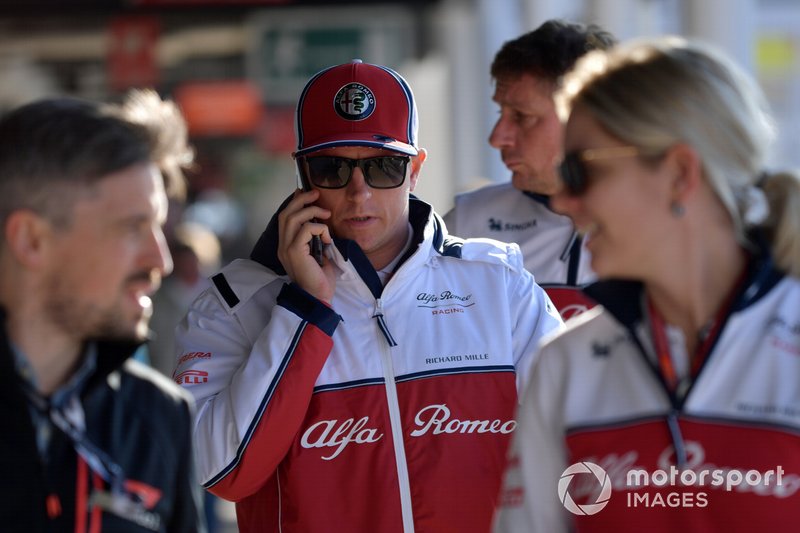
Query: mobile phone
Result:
<box><xmin>296</xmin><ymin>164</ymin><xmax>324</xmax><ymax>266</ymax></box>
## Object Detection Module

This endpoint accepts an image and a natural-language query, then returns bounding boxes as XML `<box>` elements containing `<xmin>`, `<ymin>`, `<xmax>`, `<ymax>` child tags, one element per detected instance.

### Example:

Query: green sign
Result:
<box><xmin>247</xmin><ymin>8</ymin><xmax>414</xmax><ymax>103</ymax></box>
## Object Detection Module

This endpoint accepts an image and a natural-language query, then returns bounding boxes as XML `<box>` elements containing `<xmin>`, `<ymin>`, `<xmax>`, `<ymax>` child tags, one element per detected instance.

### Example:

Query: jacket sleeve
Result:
<box><xmin>493</xmin><ymin>342</ymin><xmax>571</xmax><ymax>533</ymax></box>
<box><xmin>508</xmin><ymin>261</ymin><xmax>565</xmax><ymax>396</ymax></box>
<box><xmin>174</xmin><ymin>279</ymin><xmax>342</xmax><ymax>502</ymax></box>
<box><xmin>169</xmin><ymin>395</ymin><xmax>207</xmax><ymax>533</ymax></box>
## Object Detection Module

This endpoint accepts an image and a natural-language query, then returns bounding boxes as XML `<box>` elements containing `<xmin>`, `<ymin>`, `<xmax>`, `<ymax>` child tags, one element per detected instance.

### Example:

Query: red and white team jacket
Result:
<box><xmin>174</xmin><ymin>198</ymin><xmax>564</xmax><ymax>532</ymax></box>
<box><xmin>494</xmin><ymin>252</ymin><xmax>800</xmax><ymax>532</ymax></box>
<box><xmin>444</xmin><ymin>181</ymin><xmax>596</xmax><ymax>319</ymax></box>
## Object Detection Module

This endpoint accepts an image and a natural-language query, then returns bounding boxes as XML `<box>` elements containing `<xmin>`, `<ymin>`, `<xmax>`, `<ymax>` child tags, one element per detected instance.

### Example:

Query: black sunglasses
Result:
<box><xmin>559</xmin><ymin>146</ymin><xmax>641</xmax><ymax>196</ymax></box>
<box><xmin>297</xmin><ymin>155</ymin><xmax>411</xmax><ymax>190</ymax></box>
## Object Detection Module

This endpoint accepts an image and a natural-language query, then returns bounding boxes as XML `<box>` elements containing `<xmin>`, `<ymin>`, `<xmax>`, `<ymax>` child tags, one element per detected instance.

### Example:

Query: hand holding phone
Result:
<box><xmin>309</xmin><ymin>232</ymin><xmax>324</xmax><ymax>266</ymax></box>
<box><xmin>297</xmin><ymin>165</ymin><xmax>325</xmax><ymax>266</ymax></box>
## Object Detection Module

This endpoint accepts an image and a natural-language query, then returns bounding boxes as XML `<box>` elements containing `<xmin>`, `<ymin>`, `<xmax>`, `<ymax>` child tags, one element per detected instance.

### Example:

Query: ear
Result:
<box><xmin>664</xmin><ymin>142</ymin><xmax>703</xmax><ymax>204</ymax></box>
<box><xmin>4</xmin><ymin>210</ymin><xmax>53</xmax><ymax>269</ymax></box>
<box><xmin>407</xmin><ymin>148</ymin><xmax>427</xmax><ymax>192</ymax></box>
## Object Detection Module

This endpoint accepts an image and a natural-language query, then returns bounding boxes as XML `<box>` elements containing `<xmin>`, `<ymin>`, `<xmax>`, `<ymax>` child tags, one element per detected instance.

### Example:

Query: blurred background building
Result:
<box><xmin>0</xmin><ymin>0</ymin><xmax>797</xmax><ymax>260</ymax></box>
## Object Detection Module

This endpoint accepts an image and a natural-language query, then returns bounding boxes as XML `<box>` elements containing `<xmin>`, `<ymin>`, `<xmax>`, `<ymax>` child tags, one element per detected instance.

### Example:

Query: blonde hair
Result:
<box><xmin>113</xmin><ymin>89</ymin><xmax>194</xmax><ymax>200</ymax></box>
<box><xmin>557</xmin><ymin>36</ymin><xmax>800</xmax><ymax>277</ymax></box>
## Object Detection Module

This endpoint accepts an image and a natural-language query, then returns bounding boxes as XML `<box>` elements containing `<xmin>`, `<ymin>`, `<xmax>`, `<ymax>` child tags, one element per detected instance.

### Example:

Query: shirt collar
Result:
<box><xmin>376</xmin><ymin>222</ymin><xmax>414</xmax><ymax>285</ymax></box>
<box><xmin>13</xmin><ymin>343</ymin><xmax>98</xmax><ymax>406</ymax></box>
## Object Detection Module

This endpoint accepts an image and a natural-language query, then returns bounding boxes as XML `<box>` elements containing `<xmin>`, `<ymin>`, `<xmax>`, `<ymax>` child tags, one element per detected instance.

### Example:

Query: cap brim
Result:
<box><xmin>294</xmin><ymin>137</ymin><xmax>418</xmax><ymax>158</ymax></box>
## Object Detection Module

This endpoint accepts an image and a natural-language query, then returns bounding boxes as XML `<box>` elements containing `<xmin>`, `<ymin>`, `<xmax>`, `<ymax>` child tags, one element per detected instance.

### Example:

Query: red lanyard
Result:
<box><xmin>646</xmin><ymin>266</ymin><xmax>749</xmax><ymax>394</ymax></box>
<box><xmin>647</xmin><ymin>301</ymin><xmax>678</xmax><ymax>391</ymax></box>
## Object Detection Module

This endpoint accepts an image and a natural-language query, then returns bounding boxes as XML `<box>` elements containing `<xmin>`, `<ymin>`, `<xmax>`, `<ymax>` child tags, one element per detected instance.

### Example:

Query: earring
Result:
<box><xmin>670</xmin><ymin>202</ymin><xmax>685</xmax><ymax>217</ymax></box>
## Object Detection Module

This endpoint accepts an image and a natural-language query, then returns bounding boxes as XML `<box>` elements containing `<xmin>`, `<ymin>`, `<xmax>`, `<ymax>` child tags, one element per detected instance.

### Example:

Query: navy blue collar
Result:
<box><xmin>583</xmin><ymin>246</ymin><xmax>784</xmax><ymax>330</ymax></box>
<box><xmin>523</xmin><ymin>190</ymin><xmax>551</xmax><ymax>207</ymax></box>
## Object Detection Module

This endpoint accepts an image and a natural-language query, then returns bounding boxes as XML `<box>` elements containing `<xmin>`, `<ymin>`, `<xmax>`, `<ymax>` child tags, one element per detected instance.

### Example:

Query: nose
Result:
<box><xmin>489</xmin><ymin>114</ymin><xmax>514</xmax><ymax>149</ymax></box>
<box><xmin>345</xmin><ymin>165</ymin><xmax>372</xmax><ymax>202</ymax></box>
<box><xmin>147</xmin><ymin>225</ymin><xmax>173</xmax><ymax>278</ymax></box>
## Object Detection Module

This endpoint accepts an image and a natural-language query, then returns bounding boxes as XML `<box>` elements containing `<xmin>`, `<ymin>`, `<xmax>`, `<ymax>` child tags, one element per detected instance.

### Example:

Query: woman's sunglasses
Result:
<box><xmin>297</xmin><ymin>155</ymin><xmax>410</xmax><ymax>189</ymax></box>
<box><xmin>559</xmin><ymin>146</ymin><xmax>642</xmax><ymax>196</ymax></box>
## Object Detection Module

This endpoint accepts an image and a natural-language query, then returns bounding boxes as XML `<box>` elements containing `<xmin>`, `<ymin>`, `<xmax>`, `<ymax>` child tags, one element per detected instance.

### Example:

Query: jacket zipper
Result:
<box><xmin>629</xmin><ymin>326</ymin><xmax>689</xmax><ymax>469</ymax></box>
<box><xmin>373</xmin><ymin>298</ymin><xmax>398</xmax><ymax>347</ymax></box>
<box><xmin>373</xmin><ymin>298</ymin><xmax>415</xmax><ymax>532</ymax></box>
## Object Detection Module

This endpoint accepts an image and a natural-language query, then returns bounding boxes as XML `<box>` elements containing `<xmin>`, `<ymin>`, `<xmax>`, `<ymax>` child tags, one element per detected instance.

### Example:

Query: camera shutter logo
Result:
<box><xmin>558</xmin><ymin>462</ymin><xmax>612</xmax><ymax>515</ymax></box>
<box><xmin>334</xmin><ymin>83</ymin><xmax>376</xmax><ymax>121</ymax></box>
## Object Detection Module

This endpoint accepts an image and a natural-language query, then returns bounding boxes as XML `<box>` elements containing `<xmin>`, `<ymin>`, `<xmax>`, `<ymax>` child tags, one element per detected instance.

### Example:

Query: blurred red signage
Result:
<box><xmin>257</xmin><ymin>106</ymin><xmax>295</xmax><ymax>154</ymax></box>
<box><xmin>108</xmin><ymin>16</ymin><xmax>160</xmax><ymax>91</ymax></box>
<box><xmin>174</xmin><ymin>80</ymin><xmax>264</xmax><ymax>136</ymax></box>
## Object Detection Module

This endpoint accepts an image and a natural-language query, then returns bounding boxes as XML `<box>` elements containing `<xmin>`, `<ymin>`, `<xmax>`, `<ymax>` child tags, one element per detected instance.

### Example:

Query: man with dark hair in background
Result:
<box><xmin>444</xmin><ymin>20</ymin><xmax>616</xmax><ymax>317</ymax></box>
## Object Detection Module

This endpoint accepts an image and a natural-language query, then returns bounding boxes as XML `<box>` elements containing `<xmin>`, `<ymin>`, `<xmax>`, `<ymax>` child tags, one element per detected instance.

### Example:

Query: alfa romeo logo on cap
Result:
<box><xmin>334</xmin><ymin>83</ymin><xmax>376</xmax><ymax>121</ymax></box>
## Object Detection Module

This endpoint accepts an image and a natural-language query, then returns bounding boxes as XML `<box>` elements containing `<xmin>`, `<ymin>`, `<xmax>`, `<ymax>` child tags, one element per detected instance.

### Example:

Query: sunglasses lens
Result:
<box><xmin>305</xmin><ymin>157</ymin><xmax>351</xmax><ymax>188</ymax></box>
<box><xmin>363</xmin><ymin>156</ymin><xmax>408</xmax><ymax>189</ymax></box>
<box><xmin>559</xmin><ymin>153</ymin><xmax>587</xmax><ymax>196</ymax></box>
<box><xmin>302</xmin><ymin>155</ymin><xmax>410</xmax><ymax>189</ymax></box>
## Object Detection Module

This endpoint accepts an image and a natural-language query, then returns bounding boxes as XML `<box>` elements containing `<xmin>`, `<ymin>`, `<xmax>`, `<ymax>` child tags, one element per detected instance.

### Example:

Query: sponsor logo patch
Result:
<box><xmin>174</xmin><ymin>369</ymin><xmax>208</xmax><ymax>385</ymax></box>
<box><xmin>488</xmin><ymin>217</ymin><xmax>537</xmax><ymax>232</ymax></box>
<box><xmin>177</xmin><ymin>351</ymin><xmax>212</xmax><ymax>366</ymax></box>
<box><xmin>765</xmin><ymin>315</ymin><xmax>800</xmax><ymax>357</ymax></box>
<box><xmin>417</xmin><ymin>290</ymin><xmax>475</xmax><ymax>316</ymax></box>
<box><xmin>334</xmin><ymin>83</ymin><xmax>375</xmax><ymax>121</ymax></box>
<box><xmin>300</xmin><ymin>405</ymin><xmax>515</xmax><ymax>460</ymax></box>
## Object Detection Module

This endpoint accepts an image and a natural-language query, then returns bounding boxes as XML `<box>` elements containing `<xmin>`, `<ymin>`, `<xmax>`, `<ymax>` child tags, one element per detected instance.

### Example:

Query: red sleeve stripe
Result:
<box><xmin>204</xmin><ymin>320</ymin><xmax>333</xmax><ymax>500</ymax></box>
<box><xmin>204</xmin><ymin>321</ymin><xmax>307</xmax><ymax>488</ymax></box>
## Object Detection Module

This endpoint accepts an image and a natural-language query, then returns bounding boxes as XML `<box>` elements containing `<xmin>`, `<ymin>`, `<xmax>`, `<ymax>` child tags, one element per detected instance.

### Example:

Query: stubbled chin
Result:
<box><xmin>510</xmin><ymin>173</ymin><xmax>530</xmax><ymax>190</ymax></box>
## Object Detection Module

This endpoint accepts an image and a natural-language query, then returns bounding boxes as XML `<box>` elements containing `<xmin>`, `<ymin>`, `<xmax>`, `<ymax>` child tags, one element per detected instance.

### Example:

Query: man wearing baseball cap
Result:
<box><xmin>173</xmin><ymin>60</ymin><xmax>563</xmax><ymax>532</ymax></box>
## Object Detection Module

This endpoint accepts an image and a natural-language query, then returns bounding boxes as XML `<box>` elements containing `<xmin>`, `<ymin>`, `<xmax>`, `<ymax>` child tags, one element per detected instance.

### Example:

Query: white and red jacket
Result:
<box><xmin>494</xmin><ymin>252</ymin><xmax>800</xmax><ymax>532</ymax></box>
<box><xmin>444</xmin><ymin>181</ymin><xmax>596</xmax><ymax>319</ymax></box>
<box><xmin>174</xmin><ymin>197</ymin><xmax>563</xmax><ymax>532</ymax></box>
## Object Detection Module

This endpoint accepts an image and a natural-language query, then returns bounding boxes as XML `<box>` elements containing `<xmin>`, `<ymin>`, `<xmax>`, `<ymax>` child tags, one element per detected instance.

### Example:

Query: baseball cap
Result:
<box><xmin>294</xmin><ymin>59</ymin><xmax>419</xmax><ymax>157</ymax></box>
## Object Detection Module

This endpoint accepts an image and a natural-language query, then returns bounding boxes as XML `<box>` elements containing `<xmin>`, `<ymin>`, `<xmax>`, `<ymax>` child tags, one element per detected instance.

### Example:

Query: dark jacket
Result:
<box><xmin>0</xmin><ymin>314</ymin><xmax>204</xmax><ymax>532</ymax></box>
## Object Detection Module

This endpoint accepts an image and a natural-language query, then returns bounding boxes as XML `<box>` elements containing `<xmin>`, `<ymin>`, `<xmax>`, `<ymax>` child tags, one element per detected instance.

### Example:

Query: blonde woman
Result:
<box><xmin>495</xmin><ymin>37</ymin><xmax>800</xmax><ymax>532</ymax></box>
